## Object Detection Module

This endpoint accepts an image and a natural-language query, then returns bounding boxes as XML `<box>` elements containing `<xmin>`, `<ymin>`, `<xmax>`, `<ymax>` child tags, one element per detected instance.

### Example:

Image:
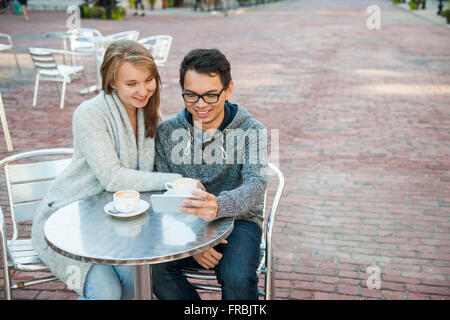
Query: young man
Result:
<box><xmin>152</xmin><ymin>48</ymin><xmax>268</xmax><ymax>300</ymax></box>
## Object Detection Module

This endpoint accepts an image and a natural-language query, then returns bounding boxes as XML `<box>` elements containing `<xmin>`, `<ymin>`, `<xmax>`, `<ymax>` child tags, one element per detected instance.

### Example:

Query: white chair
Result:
<box><xmin>0</xmin><ymin>148</ymin><xmax>74</xmax><ymax>300</ymax></box>
<box><xmin>0</xmin><ymin>33</ymin><xmax>21</xmax><ymax>73</ymax></box>
<box><xmin>181</xmin><ymin>162</ymin><xmax>285</xmax><ymax>300</ymax></box>
<box><xmin>0</xmin><ymin>89</ymin><xmax>13</xmax><ymax>152</ymax></box>
<box><xmin>106</xmin><ymin>30</ymin><xmax>140</xmax><ymax>42</ymax></box>
<box><xmin>68</xmin><ymin>28</ymin><xmax>103</xmax><ymax>55</ymax></box>
<box><xmin>138</xmin><ymin>35</ymin><xmax>173</xmax><ymax>67</ymax></box>
<box><xmin>28</xmin><ymin>47</ymin><xmax>85</xmax><ymax>110</ymax></box>
<box><xmin>68</xmin><ymin>28</ymin><xmax>103</xmax><ymax>67</ymax></box>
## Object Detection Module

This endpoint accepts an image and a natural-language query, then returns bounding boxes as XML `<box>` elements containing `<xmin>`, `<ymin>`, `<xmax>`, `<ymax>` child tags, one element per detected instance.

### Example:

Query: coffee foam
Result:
<box><xmin>115</xmin><ymin>191</ymin><xmax>138</xmax><ymax>199</ymax></box>
<box><xmin>172</xmin><ymin>178</ymin><xmax>197</xmax><ymax>185</ymax></box>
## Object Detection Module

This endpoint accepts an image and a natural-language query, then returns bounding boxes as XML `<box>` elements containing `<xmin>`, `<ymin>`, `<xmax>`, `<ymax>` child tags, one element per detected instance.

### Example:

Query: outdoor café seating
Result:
<box><xmin>138</xmin><ymin>35</ymin><xmax>173</xmax><ymax>68</ymax></box>
<box><xmin>182</xmin><ymin>162</ymin><xmax>285</xmax><ymax>300</ymax></box>
<box><xmin>28</xmin><ymin>47</ymin><xmax>85</xmax><ymax>109</ymax></box>
<box><xmin>0</xmin><ymin>149</ymin><xmax>74</xmax><ymax>300</ymax></box>
<box><xmin>0</xmin><ymin>33</ymin><xmax>21</xmax><ymax>73</ymax></box>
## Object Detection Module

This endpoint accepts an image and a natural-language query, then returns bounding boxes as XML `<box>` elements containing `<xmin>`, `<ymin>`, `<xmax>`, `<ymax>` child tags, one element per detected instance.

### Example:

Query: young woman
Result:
<box><xmin>31</xmin><ymin>40</ymin><xmax>182</xmax><ymax>300</ymax></box>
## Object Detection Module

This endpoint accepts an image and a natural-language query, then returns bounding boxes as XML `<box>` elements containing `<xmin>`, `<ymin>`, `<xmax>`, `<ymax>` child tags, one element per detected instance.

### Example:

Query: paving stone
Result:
<box><xmin>0</xmin><ymin>0</ymin><xmax>449</xmax><ymax>300</ymax></box>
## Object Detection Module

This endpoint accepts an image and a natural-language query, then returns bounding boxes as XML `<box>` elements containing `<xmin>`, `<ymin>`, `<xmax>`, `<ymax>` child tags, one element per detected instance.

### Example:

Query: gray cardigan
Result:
<box><xmin>31</xmin><ymin>91</ymin><xmax>180</xmax><ymax>296</ymax></box>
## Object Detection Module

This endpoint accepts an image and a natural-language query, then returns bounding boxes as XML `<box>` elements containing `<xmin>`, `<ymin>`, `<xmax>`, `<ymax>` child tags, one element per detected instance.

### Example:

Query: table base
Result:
<box><xmin>134</xmin><ymin>264</ymin><xmax>152</xmax><ymax>300</ymax></box>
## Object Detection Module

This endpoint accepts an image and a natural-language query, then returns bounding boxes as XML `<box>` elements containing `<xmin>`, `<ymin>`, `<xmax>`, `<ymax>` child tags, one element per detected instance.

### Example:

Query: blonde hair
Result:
<box><xmin>100</xmin><ymin>40</ymin><xmax>161</xmax><ymax>138</ymax></box>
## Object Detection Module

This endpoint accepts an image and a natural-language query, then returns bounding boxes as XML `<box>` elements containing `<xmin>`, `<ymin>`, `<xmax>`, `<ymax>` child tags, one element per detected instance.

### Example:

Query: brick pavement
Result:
<box><xmin>0</xmin><ymin>0</ymin><xmax>449</xmax><ymax>300</ymax></box>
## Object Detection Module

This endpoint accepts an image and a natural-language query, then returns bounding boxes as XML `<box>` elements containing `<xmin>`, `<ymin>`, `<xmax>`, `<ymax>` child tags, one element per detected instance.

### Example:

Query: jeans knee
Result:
<box><xmin>83</xmin><ymin>280</ymin><xmax>122</xmax><ymax>300</ymax></box>
<box><xmin>219</xmin><ymin>268</ymin><xmax>258</xmax><ymax>290</ymax></box>
<box><xmin>81</xmin><ymin>265</ymin><xmax>123</xmax><ymax>300</ymax></box>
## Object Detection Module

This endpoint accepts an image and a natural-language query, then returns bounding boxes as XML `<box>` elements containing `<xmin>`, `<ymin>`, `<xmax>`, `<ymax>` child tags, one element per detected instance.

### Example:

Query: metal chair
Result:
<box><xmin>28</xmin><ymin>47</ymin><xmax>85</xmax><ymax>110</ymax></box>
<box><xmin>0</xmin><ymin>88</ymin><xmax>13</xmax><ymax>152</ymax></box>
<box><xmin>0</xmin><ymin>33</ymin><xmax>21</xmax><ymax>73</ymax></box>
<box><xmin>106</xmin><ymin>30</ymin><xmax>140</xmax><ymax>42</ymax></box>
<box><xmin>138</xmin><ymin>35</ymin><xmax>173</xmax><ymax>68</ymax></box>
<box><xmin>0</xmin><ymin>148</ymin><xmax>74</xmax><ymax>300</ymax></box>
<box><xmin>67</xmin><ymin>28</ymin><xmax>103</xmax><ymax>67</ymax></box>
<box><xmin>68</xmin><ymin>28</ymin><xmax>103</xmax><ymax>55</ymax></box>
<box><xmin>181</xmin><ymin>162</ymin><xmax>285</xmax><ymax>300</ymax></box>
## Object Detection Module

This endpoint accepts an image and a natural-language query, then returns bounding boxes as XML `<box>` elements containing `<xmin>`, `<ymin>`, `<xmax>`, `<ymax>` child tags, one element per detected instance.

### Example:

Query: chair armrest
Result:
<box><xmin>0</xmin><ymin>33</ymin><xmax>13</xmax><ymax>46</ymax></box>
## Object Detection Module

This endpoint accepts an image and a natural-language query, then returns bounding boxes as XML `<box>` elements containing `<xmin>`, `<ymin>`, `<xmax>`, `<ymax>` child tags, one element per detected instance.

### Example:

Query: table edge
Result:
<box><xmin>44</xmin><ymin>217</ymin><xmax>234</xmax><ymax>266</ymax></box>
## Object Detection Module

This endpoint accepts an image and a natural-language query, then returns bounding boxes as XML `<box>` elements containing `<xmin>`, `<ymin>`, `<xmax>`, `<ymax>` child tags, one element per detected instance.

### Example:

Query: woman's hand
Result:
<box><xmin>180</xmin><ymin>189</ymin><xmax>218</xmax><ymax>222</ymax></box>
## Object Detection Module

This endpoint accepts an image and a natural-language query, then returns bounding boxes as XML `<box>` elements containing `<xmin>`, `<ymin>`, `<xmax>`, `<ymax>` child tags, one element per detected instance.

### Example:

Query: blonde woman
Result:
<box><xmin>31</xmin><ymin>40</ymin><xmax>181</xmax><ymax>300</ymax></box>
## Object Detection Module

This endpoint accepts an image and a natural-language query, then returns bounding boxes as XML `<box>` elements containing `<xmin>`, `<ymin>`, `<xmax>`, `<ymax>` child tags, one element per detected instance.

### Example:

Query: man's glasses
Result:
<box><xmin>182</xmin><ymin>87</ymin><xmax>225</xmax><ymax>104</ymax></box>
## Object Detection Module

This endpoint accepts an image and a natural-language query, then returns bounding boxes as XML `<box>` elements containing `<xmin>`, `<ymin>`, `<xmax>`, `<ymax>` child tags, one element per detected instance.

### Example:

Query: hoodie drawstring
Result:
<box><xmin>183</xmin><ymin>128</ymin><xmax>227</xmax><ymax>160</ymax></box>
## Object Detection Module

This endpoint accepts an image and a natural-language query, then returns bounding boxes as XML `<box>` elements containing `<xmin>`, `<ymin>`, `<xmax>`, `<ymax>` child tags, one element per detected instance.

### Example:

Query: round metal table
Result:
<box><xmin>44</xmin><ymin>191</ymin><xmax>234</xmax><ymax>300</ymax></box>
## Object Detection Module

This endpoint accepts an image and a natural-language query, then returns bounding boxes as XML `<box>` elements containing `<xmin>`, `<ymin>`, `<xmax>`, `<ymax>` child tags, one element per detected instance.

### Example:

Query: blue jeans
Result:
<box><xmin>77</xmin><ymin>265</ymin><xmax>135</xmax><ymax>300</ymax></box>
<box><xmin>152</xmin><ymin>220</ymin><xmax>262</xmax><ymax>300</ymax></box>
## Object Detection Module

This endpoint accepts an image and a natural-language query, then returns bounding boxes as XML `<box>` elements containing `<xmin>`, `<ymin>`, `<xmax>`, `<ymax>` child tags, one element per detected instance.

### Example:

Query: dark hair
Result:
<box><xmin>179</xmin><ymin>48</ymin><xmax>232</xmax><ymax>90</ymax></box>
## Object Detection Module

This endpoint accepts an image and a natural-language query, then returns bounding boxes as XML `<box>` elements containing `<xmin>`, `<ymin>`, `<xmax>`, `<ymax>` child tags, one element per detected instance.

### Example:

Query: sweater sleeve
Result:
<box><xmin>215</xmin><ymin>163</ymin><xmax>268</xmax><ymax>220</ymax></box>
<box><xmin>214</xmin><ymin>124</ymin><xmax>268</xmax><ymax>220</ymax></box>
<box><xmin>72</xmin><ymin>104</ymin><xmax>180</xmax><ymax>192</ymax></box>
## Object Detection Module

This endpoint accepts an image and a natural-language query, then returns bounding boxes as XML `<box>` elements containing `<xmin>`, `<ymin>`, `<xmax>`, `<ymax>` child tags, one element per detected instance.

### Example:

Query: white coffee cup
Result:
<box><xmin>113</xmin><ymin>190</ymin><xmax>140</xmax><ymax>213</ymax></box>
<box><xmin>165</xmin><ymin>178</ymin><xmax>199</xmax><ymax>196</ymax></box>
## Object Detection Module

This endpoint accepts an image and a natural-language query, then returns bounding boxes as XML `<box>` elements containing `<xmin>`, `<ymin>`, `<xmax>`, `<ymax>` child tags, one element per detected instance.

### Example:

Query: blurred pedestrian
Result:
<box><xmin>133</xmin><ymin>0</ymin><xmax>145</xmax><ymax>16</ymax></box>
<box><xmin>18</xmin><ymin>0</ymin><xmax>28</xmax><ymax>21</ymax></box>
<box><xmin>194</xmin><ymin>0</ymin><xmax>201</xmax><ymax>11</ymax></box>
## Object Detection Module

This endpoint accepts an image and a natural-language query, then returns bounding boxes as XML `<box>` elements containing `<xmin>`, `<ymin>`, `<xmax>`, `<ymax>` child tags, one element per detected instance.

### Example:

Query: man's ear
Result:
<box><xmin>225</xmin><ymin>81</ymin><xmax>234</xmax><ymax>100</ymax></box>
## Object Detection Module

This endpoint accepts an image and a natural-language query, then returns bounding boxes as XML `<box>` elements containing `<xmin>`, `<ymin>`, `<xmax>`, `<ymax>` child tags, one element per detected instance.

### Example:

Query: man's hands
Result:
<box><xmin>180</xmin><ymin>181</ymin><xmax>223</xmax><ymax>269</ymax></box>
<box><xmin>192</xmin><ymin>240</ymin><xmax>227</xmax><ymax>269</ymax></box>
<box><xmin>180</xmin><ymin>189</ymin><xmax>218</xmax><ymax>222</ymax></box>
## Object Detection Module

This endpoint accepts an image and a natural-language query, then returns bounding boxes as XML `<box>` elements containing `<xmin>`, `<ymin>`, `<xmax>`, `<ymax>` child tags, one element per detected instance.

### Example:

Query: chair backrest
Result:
<box><xmin>264</xmin><ymin>162</ymin><xmax>284</xmax><ymax>243</ymax></box>
<box><xmin>28</xmin><ymin>48</ymin><xmax>60</xmax><ymax>77</ymax></box>
<box><xmin>106</xmin><ymin>30</ymin><xmax>140</xmax><ymax>41</ymax></box>
<box><xmin>264</xmin><ymin>163</ymin><xmax>285</xmax><ymax>244</ymax></box>
<box><xmin>0</xmin><ymin>149</ymin><xmax>74</xmax><ymax>240</ymax></box>
<box><xmin>138</xmin><ymin>35</ymin><xmax>173</xmax><ymax>66</ymax></box>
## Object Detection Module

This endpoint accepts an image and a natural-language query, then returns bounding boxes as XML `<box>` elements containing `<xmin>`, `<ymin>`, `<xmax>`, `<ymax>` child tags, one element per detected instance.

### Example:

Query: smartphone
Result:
<box><xmin>150</xmin><ymin>194</ymin><xmax>203</xmax><ymax>213</ymax></box>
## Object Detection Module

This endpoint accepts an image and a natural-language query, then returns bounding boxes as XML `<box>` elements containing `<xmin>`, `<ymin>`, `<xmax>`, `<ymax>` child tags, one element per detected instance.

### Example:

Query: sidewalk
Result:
<box><xmin>396</xmin><ymin>0</ymin><xmax>450</xmax><ymax>28</ymax></box>
<box><xmin>1</xmin><ymin>0</ymin><xmax>450</xmax><ymax>300</ymax></box>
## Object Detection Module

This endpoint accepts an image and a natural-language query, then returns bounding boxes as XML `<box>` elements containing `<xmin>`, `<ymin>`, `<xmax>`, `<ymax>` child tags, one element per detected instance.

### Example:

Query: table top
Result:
<box><xmin>44</xmin><ymin>191</ymin><xmax>233</xmax><ymax>265</ymax></box>
<box><xmin>43</xmin><ymin>31</ymin><xmax>72</xmax><ymax>39</ymax></box>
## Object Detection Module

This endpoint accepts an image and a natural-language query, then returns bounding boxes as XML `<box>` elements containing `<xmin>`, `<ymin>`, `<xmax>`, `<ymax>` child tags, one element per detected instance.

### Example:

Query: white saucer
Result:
<box><xmin>104</xmin><ymin>200</ymin><xmax>149</xmax><ymax>218</ymax></box>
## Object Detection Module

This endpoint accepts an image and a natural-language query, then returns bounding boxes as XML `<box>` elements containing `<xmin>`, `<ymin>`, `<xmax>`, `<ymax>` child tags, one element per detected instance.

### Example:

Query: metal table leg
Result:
<box><xmin>134</xmin><ymin>264</ymin><xmax>152</xmax><ymax>300</ymax></box>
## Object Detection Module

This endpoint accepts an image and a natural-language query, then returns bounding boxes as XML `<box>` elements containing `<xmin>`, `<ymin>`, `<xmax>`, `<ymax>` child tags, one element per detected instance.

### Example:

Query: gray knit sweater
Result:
<box><xmin>155</xmin><ymin>102</ymin><xmax>268</xmax><ymax>231</ymax></box>
<box><xmin>31</xmin><ymin>91</ymin><xmax>180</xmax><ymax>296</ymax></box>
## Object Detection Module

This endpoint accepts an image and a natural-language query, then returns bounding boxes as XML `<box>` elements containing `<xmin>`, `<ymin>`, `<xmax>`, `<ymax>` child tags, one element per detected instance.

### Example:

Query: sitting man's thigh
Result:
<box><xmin>215</xmin><ymin>221</ymin><xmax>262</xmax><ymax>299</ymax></box>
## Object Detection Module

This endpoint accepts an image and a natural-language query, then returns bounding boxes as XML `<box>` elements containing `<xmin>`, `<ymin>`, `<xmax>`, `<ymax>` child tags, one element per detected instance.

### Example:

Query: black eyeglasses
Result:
<box><xmin>182</xmin><ymin>87</ymin><xmax>225</xmax><ymax>104</ymax></box>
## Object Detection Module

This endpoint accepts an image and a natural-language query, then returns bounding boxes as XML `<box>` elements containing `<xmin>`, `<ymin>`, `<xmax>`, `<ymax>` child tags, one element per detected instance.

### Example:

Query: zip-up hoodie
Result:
<box><xmin>155</xmin><ymin>102</ymin><xmax>268</xmax><ymax>230</ymax></box>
